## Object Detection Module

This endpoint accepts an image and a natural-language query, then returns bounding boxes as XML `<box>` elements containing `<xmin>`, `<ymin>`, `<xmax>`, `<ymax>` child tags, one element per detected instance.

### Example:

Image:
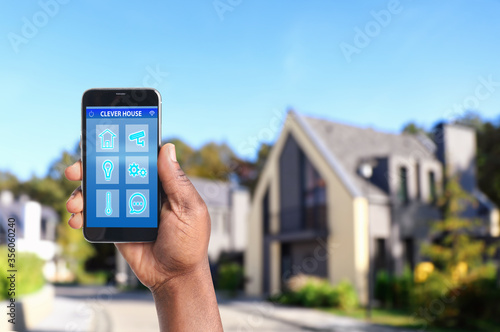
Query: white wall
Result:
<box><xmin>231</xmin><ymin>189</ymin><xmax>250</xmax><ymax>252</ymax></box>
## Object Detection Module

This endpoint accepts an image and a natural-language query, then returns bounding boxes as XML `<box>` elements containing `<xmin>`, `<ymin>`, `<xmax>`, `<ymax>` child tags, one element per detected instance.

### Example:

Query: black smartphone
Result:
<box><xmin>81</xmin><ymin>88</ymin><xmax>161</xmax><ymax>242</ymax></box>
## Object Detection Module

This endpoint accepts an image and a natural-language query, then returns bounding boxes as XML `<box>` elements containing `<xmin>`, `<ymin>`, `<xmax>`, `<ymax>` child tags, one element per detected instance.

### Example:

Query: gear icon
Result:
<box><xmin>139</xmin><ymin>168</ymin><xmax>147</xmax><ymax>177</ymax></box>
<box><xmin>128</xmin><ymin>163</ymin><xmax>140</xmax><ymax>177</ymax></box>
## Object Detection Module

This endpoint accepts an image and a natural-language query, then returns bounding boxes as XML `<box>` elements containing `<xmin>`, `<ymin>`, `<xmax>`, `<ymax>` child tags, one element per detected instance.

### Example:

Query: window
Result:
<box><xmin>262</xmin><ymin>189</ymin><xmax>270</xmax><ymax>235</ymax></box>
<box><xmin>429</xmin><ymin>171</ymin><xmax>437</xmax><ymax>203</ymax></box>
<box><xmin>415</xmin><ymin>163</ymin><xmax>421</xmax><ymax>200</ymax></box>
<box><xmin>398</xmin><ymin>167</ymin><xmax>409</xmax><ymax>204</ymax></box>
<box><xmin>403</xmin><ymin>238</ymin><xmax>415</xmax><ymax>270</ymax></box>
<box><xmin>374</xmin><ymin>238</ymin><xmax>387</xmax><ymax>272</ymax></box>
<box><xmin>281</xmin><ymin>243</ymin><xmax>292</xmax><ymax>281</ymax></box>
<box><xmin>300</xmin><ymin>152</ymin><xmax>327</xmax><ymax>230</ymax></box>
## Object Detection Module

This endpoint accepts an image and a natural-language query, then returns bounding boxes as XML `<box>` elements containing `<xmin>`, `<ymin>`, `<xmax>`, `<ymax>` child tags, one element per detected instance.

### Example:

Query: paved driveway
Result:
<box><xmin>32</xmin><ymin>286</ymin><xmax>412</xmax><ymax>332</ymax></box>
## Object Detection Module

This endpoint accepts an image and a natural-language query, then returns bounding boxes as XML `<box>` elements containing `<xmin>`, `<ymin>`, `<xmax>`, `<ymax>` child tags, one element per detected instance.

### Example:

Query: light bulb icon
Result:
<box><xmin>102</xmin><ymin>160</ymin><xmax>114</xmax><ymax>181</ymax></box>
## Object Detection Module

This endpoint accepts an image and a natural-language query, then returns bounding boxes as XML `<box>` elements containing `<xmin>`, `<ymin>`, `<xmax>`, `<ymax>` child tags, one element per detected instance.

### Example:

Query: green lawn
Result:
<box><xmin>320</xmin><ymin>308</ymin><xmax>479</xmax><ymax>332</ymax></box>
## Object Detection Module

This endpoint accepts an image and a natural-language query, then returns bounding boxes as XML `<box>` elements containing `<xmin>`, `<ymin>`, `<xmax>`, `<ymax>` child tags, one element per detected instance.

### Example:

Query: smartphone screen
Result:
<box><xmin>82</xmin><ymin>89</ymin><xmax>161</xmax><ymax>242</ymax></box>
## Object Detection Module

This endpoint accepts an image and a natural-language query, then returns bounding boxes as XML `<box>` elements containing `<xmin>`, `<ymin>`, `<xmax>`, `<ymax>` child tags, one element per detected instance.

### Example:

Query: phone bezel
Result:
<box><xmin>81</xmin><ymin>88</ymin><xmax>161</xmax><ymax>242</ymax></box>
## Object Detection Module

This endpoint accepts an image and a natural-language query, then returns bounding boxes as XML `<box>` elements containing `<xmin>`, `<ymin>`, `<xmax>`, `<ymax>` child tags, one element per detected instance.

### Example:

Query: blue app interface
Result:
<box><xmin>86</xmin><ymin>106</ymin><xmax>158</xmax><ymax>228</ymax></box>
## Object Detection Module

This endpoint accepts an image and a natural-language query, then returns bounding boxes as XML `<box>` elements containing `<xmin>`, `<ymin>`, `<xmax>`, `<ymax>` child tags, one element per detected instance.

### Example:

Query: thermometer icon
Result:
<box><xmin>105</xmin><ymin>191</ymin><xmax>113</xmax><ymax>216</ymax></box>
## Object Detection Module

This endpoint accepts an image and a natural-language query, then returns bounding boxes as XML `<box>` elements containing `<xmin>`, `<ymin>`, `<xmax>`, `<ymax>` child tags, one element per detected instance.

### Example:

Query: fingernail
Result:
<box><xmin>67</xmin><ymin>189</ymin><xmax>77</xmax><ymax>202</ymax></box>
<box><xmin>168</xmin><ymin>144</ymin><xmax>177</xmax><ymax>162</ymax></box>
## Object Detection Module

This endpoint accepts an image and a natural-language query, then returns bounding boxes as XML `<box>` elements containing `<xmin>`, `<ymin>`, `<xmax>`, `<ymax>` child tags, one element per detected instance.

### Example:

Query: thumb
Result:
<box><xmin>158</xmin><ymin>143</ymin><xmax>205</xmax><ymax>218</ymax></box>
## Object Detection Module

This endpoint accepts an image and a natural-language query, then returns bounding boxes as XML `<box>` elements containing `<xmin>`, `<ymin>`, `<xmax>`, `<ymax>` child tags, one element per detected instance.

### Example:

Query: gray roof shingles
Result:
<box><xmin>300</xmin><ymin>114</ymin><xmax>438</xmax><ymax>199</ymax></box>
<box><xmin>189</xmin><ymin>177</ymin><xmax>232</xmax><ymax>207</ymax></box>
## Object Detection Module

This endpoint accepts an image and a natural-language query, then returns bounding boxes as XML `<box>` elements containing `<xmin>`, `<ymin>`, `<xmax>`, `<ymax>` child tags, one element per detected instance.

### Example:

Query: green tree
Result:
<box><xmin>421</xmin><ymin>177</ymin><xmax>492</xmax><ymax>274</ymax></box>
<box><xmin>188</xmin><ymin>142</ymin><xmax>235</xmax><ymax>180</ymax></box>
<box><xmin>416</xmin><ymin>178</ymin><xmax>500</xmax><ymax>329</ymax></box>
<box><xmin>0</xmin><ymin>171</ymin><xmax>20</xmax><ymax>192</ymax></box>
<box><xmin>163</xmin><ymin>137</ymin><xmax>195</xmax><ymax>169</ymax></box>
<box><xmin>401</xmin><ymin>122</ymin><xmax>426</xmax><ymax>135</ymax></box>
<box><xmin>454</xmin><ymin>110</ymin><xmax>484</xmax><ymax>132</ymax></box>
<box><xmin>161</xmin><ymin>138</ymin><xmax>271</xmax><ymax>191</ymax></box>
<box><xmin>162</xmin><ymin>138</ymin><xmax>236</xmax><ymax>181</ymax></box>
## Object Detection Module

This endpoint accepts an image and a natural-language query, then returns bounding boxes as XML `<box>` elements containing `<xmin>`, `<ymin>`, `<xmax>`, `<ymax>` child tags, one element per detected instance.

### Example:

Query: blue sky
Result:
<box><xmin>1</xmin><ymin>0</ymin><xmax>500</xmax><ymax>180</ymax></box>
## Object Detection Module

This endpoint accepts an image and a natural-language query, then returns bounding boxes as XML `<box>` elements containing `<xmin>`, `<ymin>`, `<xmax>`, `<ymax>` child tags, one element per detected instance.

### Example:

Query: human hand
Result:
<box><xmin>65</xmin><ymin>143</ymin><xmax>212</xmax><ymax>292</ymax></box>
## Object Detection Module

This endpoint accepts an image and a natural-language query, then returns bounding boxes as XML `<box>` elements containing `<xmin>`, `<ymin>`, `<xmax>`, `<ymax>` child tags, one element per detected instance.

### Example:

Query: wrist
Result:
<box><xmin>151</xmin><ymin>260</ymin><xmax>212</xmax><ymax>299</ymax></box>
<box><xmin>150</xmin><ymin>259</ymin><xmax>223</xmax><ymax>331</ymax></box>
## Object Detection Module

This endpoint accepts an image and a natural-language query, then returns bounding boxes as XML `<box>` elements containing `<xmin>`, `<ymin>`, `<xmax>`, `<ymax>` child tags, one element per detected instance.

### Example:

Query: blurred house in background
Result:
<box><xmin>245</xmin><ymin>111</ymin><xmax>499</xmax><ymax>303</ymax></box>
<box><xmin>0</xmin><ymin>191</ymin><xmax>71</xmax><ymax>282</ymax></box>
<box><xmin>115</xmin><ymin>177</ymin><xmax>250</xmax><ymax>287</ymax></box>
<box><xmin>191</xmin><ymin>177</ymin><xmax>250</xmax><ymax>262</ymax></box>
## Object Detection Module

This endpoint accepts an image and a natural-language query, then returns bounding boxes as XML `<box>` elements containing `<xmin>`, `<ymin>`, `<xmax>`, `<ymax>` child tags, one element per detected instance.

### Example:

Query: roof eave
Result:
<box><xmin>291</xmin><ymin>111</ymin><xmax>363</xmax><ymax>198</ymax></box>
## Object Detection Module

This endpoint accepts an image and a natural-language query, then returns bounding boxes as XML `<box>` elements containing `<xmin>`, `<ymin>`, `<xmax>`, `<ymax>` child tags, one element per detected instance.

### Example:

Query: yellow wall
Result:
<box><xmin>245</xmin><ymin>119</ymin><xmax>288</xmax><ymax>295</ymax></box>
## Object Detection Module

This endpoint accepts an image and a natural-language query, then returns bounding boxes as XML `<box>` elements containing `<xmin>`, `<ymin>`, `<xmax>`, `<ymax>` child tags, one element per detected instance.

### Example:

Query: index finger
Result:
<box><xmin>65</xmin><ymin>160</ymin><xmax>82</xmax><ymax>181</ymax></box>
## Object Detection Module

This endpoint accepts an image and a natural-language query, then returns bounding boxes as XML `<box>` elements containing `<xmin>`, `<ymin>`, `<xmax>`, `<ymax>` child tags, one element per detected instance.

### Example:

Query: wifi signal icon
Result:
<box><xmin>149</xmin><ymin>110</ymin><xmax>155</xmax><ymax>116</ymax></box>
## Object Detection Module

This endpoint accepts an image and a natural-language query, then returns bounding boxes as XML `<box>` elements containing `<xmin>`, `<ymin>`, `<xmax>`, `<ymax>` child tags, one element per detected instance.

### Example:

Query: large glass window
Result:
<box><xmin>301</xmin><ymin>152</ymin><xmax>327</xmax><ymax>230</ymax></box>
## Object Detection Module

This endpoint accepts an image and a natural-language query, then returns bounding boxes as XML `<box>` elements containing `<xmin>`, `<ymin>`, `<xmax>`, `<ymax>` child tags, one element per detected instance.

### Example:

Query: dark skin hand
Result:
<box><xmin>65</xmin><ymin>143</ymin><xmax>223</xmax><ymax>332</ymax></box>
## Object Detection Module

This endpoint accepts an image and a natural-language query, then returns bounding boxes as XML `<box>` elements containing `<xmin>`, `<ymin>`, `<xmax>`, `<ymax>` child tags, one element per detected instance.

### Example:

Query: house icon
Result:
<box><xmin>99</xmin><ymin>129</ymin><xmax>116</xmax><ymax>149</ymax></box>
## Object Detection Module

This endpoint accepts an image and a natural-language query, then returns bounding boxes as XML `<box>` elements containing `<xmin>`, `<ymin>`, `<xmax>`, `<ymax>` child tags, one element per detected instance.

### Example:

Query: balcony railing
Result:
<box><xmin>277</xmin><ymin>205</ymin><xmax>327</xmax><ymax>234</ymax></box>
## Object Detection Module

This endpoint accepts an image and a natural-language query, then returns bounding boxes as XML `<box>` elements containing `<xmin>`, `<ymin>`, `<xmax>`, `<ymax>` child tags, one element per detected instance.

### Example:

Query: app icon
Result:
<box><xmin>128</xmin><ymin>163</ymin><xmax>147</xmax><ymax>177</ymax></box>
<box><xmin>129</xmin><ymin>130</ymin><xmax>145</xmax><ymax>147</ymax></box>
<box><xmin>102</xmin><ymin>160</ymin><xmax>114</xmax><ymax>181</ymax></box>
<box><xmin>99</xmin><ymin>129</ymin><xmax>116</xmax><ymax>149</ymax></box>
<box><xmin>96</xmin><ymin>156</ymin><xmax>119</xmax><ymax>184</ymax></box>
<box><xmin>125</xmin><ymin>156</ymin><xmax>149</xmax><ymax>184</ymax></box>
<box><xmin>125</xmin><ymin>125</ymin><xmax>148</xmax><ymax>152</ymax></box>
<box><xmin>129</xmin><ymin>192</ymin><xmax>147</xmax><ymax>214</ymax></box>
<box><xmin>126</xmin><ymin>190</ymin><xmax>149</xmax><ymax>217</ymax></box>
<box><xmin>96</xmin><ymin>190</ymin><xmax>119</xmax><ymax>218</ymax></box>
<box><xmin>96</xmin><ymin>125</ymin><xmax>119</xmax><ymax>153</ymax></box>
<box><xmin>105</xmin><ymin>191</ymin><xmax>113</xmax><ymax>216</ymax></box>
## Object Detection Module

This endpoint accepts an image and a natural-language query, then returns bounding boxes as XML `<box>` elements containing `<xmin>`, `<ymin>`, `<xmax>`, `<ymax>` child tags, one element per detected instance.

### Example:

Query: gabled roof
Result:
<box><xmin>291</xmin><ymin>111</ymin><xmax>439</xmax><ymax>200</ymax></box>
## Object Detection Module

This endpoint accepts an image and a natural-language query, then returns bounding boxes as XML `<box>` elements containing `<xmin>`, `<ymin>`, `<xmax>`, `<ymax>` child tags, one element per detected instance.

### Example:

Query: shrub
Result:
<box><xmin>0</xmin><ymin>246</ymin><xmax>45</xmax><ymax>300</ymax></box>
<box><xmin>273</xmin><ymin>274</ymin><xmax>357</xmax><ymax>311</ymax></box>
<box><xmin>298</xmin><ymin>281</ymin><xmax>323</xmax><ymax>307</ymax></box>
<box><xmin>217</xmin><ymin>262</ymin><xmax>244</xmax><ymax>296</ymax></box>
<box><xmin>393</xmin><ymin>266</ymin><xmax>413</xmax><ymax>309</ymax></box>
<box><xmin>412</xmin><ymin>270</ymin><xmax>475</xmax><ymax>329</ymax></box>
<box><xmin>375</xmin><ymin>270</ymin><xmax>393</xmax><ymax>307</ymax></box>
<box><xmin>375</xmin><ymin>267</ymin><xmax>413</xmax><ymax>310</ymax></box>
<box><xmin>336</xmin><ymin>280</ymin><xmax>358</xmax><ymax>311</ymax></box>
<box><xmin>453</xmin><ymin>264</ymin><xmax>500</xmax><ymax>329</ymax></box>
<box><xmin>412</xmin><ymin>264</ymin><xmax>500</xmax><ymax>330</ymax></box>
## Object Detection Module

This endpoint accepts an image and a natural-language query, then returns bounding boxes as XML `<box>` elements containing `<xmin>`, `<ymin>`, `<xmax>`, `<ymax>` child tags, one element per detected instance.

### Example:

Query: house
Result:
<box><xmin>115</xmin><ymin>177</ymin><xmax>250</xmax><ymax>287</ymax></box>
<box><xmin>0</xmin><ymin>191</ymin><xmax>70</xmax><ymax>281</ymax></box>
<box><xmin>99</xmin><ymin>129</ymin><xmax>116</xmax><ymax>149</ymax></box>
<box><xmin>190</xmin><ymin>177</ymin><xmax>250</xmax><ymax>262</ymax></box>
<box><xmin>245</xmin><ymin>111</ymin><xmax>498</xmax><ymax>303</ymax></box>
